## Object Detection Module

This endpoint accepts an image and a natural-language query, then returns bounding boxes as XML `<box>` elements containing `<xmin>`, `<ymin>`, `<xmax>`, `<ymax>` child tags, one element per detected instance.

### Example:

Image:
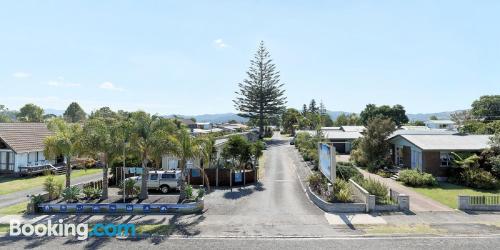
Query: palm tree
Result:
<box><xmin>199</xmin><ymin>135</ymin><xmax>216</xmax><ymax>191</ymax></box>
<box><xmin>172</xmin><ymin>129</ymin><xmax>202</xmax><ymax>200</ymax></box>
<box><xmin>81</xmin><ymin>117</ymin><xmax>127</xmax><ymax>199</ymax></box>
<box><xmin>129</xmin><ymin>111</ymin><xmax>177</xmax><ymax>200</ymax></box>
<box><xmin>451</xmin><ymin>152</ymin><xmax>480</xmax><ymax>169</ymax></box>
<box><xmin>44</xmin><ymin>118</ymin><xmax>83</xmax><ymax>188</ymax></box>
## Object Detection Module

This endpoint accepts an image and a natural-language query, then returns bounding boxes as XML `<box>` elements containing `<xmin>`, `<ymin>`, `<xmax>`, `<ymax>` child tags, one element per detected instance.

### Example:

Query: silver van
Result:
<box><xmin>127</xmin><ymin>170</ymin><xmax>182</xmax><ymax>194</ymax></box>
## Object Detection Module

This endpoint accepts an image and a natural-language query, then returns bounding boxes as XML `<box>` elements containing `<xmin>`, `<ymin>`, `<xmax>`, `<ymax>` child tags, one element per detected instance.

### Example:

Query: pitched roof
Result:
<box><xmin>391</xmin><ymin>134</ymin><xmax>491</xmax><ymax>151</ymax></box>
<box><xmin>0</xmin><ymin>123</ymin><xmax>53</xmax><ymax>153</ymax></box>
<box><xmin>341</xmin><ymin>126</ymin><xmax>366</xmax><ymax>132</ymax></box>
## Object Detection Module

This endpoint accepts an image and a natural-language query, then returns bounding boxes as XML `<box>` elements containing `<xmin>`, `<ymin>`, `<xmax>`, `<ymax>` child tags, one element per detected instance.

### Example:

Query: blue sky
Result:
<box><xmin>1</xmin><ymin>0</ymin><xmax>499</xmax><ymax>115</ymax></box>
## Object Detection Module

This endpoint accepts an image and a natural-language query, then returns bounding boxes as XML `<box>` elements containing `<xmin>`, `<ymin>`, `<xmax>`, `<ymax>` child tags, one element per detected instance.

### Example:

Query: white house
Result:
<box><xmin>0</xmin><ymin>123</ymin><xmax>57</xmax><ymax>174</ymax></box>
<box><xmin>161</xmin><ymin>138</ymin><xmax>228</xmax><ymax>170</ymax></box>
<box><xmin>425</xmin><ymin>120</ymin><xmax>456</xmax><ymax>130</ymax></box>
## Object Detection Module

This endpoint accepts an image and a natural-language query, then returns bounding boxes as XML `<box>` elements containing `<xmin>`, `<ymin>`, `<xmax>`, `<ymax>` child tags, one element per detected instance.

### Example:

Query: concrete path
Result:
<box><xmin>0</xmin><ymin>172</ymin><xmax>103</xmax><ymax>208</ymax></box>
<box><xmin>357</xmin><ymin>168</ymin><xmax>453</xmax><ymax>212</ymax></box>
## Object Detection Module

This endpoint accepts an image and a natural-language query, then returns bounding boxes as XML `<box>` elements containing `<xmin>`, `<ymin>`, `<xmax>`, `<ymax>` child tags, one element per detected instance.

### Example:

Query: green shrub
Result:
<box><xmin>120</xmin><ymin>179</ymin><xmax>140</xmax><ymax>199</ymax></box>
<box><xmin>360</xmin><ymin>178</ymin><xmax>388</xmax><ymax>197</ymax></box>
<box><xmin>337</xmin><ymin>165</ymin><xmax>362</xmax><ymax>181</ymax></box>
<box><xmin>196</xmin><ymin>188</ymin><xmax>205</xmax><ymax>201</ymax></box>
<box><xmin>43</xmin><ymin>176</ymin><xmax>63</xmax><ymax>200</ymax></box>
<box><xmin>62</xmin><ymin>186</ymin><xmax>80</xmax><ymax>203</ymax></box>
<box><xmin>376</xmin><ymin>170</ymin><xmax>392</xmax><ymax>178</ymax></box>
<box><xmin>459</xmin><ymin>168</ymin><xmax>498</xmax><ymax>190</ymax></box>
<box><xmin>83</xmin><ymin>187</ymin><xmax>101</xmax><ymax>199</ymax></box>
<box><xmin>333</xmin><ymin>179</ymin><xmax>352</xmax><ymax>202</ymax></box>
<box><xmin>398</xmin><ymin>169</ymin><xmax>437</xmax><ymax>187</ymax></box>
<box><xmin>307</xmin><ymin>172</ymin><xmax>325</xmax><ymax>193</ymax></box>
<box><xmin>185</xmin><ymin>184</ymin><xmax>194</xmax><ymax>200</ymax></box>
<box><xmin>337</xmin><ymin>161</ymin><xmax>354</xmax><ymax>167</ymax></box>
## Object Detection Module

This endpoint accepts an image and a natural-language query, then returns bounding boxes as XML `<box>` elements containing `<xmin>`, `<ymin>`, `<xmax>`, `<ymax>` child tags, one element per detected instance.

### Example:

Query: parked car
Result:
<box><xmin>126</xmin><ymin>170</ymin><xmax>182</xmax><ymax>194</ymax></box>
<box><xmin>290</xmin><ymin>137</ymin><xmax>296</xmax><ymax>145</ymax></box>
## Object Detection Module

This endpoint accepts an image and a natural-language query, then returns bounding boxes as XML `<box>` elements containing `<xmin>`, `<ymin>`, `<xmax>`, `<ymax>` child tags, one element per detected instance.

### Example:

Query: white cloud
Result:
<box><xmin>47</xmin><ymin>77</ymin><xmax>80</xmax><ymax>87</ymax></box>
<box><xmin>99</xmin><ymin>81</ymin><xmax>124</xmax><ymax>91</ymax></box>
<box><xmin>214</xmin><ymin>39</ymin><xmax>228</xmax><ymax>48</ymax></box>
<box><xmin>13</xmin><ymin>72</ymin><xmax>31</xmax><ymax>78</ymax></box>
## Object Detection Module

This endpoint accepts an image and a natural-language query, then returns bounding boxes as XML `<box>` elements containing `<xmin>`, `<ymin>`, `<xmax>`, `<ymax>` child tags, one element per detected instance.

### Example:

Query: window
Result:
<box><xmin>161</xmin><ymin>173</ymin><xmax>175</xmax><ymax>179</ymax></box>
<box><xmin>440</xmin><ymin>152</ymin><xmax>451</xmax><ymax>167</ymax></box>
<box><xmin>150</xmin><ymin>174</ymin><xmax>159</xmax><ymax>180</ymax></box>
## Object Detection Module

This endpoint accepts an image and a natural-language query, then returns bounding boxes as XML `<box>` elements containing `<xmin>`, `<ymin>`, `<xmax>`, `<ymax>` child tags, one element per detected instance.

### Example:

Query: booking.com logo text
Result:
<box><xmin>9</xmin><ymin>219</ymin><xmax>136</xmax><ymax>240</ymax></box>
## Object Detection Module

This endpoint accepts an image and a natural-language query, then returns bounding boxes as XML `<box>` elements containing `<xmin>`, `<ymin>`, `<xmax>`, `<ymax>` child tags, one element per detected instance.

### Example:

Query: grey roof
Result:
<box><xmin>391</xmin><ymin>134</ymin><xmax>491</xmax><ymax>151</ymax></box>
<box><xmin>324</xmin><ymin>131</ymin><xmax>362</xmax><ymax>140</ymax></box>
<box><xmin>0</xmin><ymin>123</ymin><xmax>53</xmax><ymax>153</ymax></box>
<box><xmin>321</xmin><ymin>127</ymin><xmax>341</xmax><ymax>130</ymax></box>
<box><xmin>341</xmin><ymin>126</ymin><xmax>366</xmax><ymax>132</ymax></box>
<box><xmin>425</xmin><ymin>120</ymin><xmax>455</xmax><ymax>124</ymax></box>
<box><xmin>390</xmin><ymin>129</ymin><xmax>458</xmax><ymax>138</ymax></box>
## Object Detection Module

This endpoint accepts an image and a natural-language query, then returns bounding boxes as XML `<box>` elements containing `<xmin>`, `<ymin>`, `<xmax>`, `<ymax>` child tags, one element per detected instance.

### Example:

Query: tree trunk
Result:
<box><xmin>139</xmin><ymin>157</ymin><xmax>149</xmax><ymax>200</ymax></box>
<box><xmin>102</xmin><ymin>161</ymin><xmax>109</xmax><ymax>200</ymax></box>
<box><xmin>65</xmin><ymin>156</ymin><xmax>71</xmax><ymax>188</ymax></box>
<box><xmin>202</xmin><ymin>168</ymin><xmax>210</xmax><ymax>192</ymax></box>
<box><xmin>259</xmin><ymin>112</ymin><xmax>264</xmax><ymax>139</ymax></box>
<box><xmin>178</xmin><ymin>159</ymin><xmax>187</xmax><ymax>201</ymax></box>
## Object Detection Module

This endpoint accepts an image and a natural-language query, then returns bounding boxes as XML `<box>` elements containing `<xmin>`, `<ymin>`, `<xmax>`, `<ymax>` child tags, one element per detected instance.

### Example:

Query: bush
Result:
<box><xmin>360</xmin><ymin>178</ymin><xmax>388</xmax><ymax>197</ymax></box>
<box><xmin>185</xmin><ymin>184</ymin><xmax>194</xmax><ymax>200</ymax></box>
<box><xmin>62</xmin><ymin>186</ymin><xmax>80</xmax><ymax>203</ymax></box>
<box><xmin>337</xmin><ymin>165</ymin><xmax>362</xmax><ymax>181</ymax></box>
<box><xmin>333</xmin><ymin>179</ymin><xmax>352</xmax><ymax>202</ymax></box>
<box><xmin>337</xmin><ymin>161</ymin><xmax>354</xmax><ymax>167</ymax></box>
<box><xmin>459</xmin><ymin>168</ymin><xmax>498</xmax><ymax>190</ymax></box>
<box><xmin>196</xmin><ymin>188</ymin><xmax>205</xmax><ymax>201</ymax></box>
<box><xmin>397</xmin><ymin>169</ymin><xmax>437</xmax><ymax>187</ymax></box>
<box><xmin>83</xmin><ymin>187</ymin><xmax>102</xmax><ymax>199</ymax></box>
<box><xmin>120</xmin><ymin>179</ymin><xmax>140</xmax><ymax>199</ymax></box>
<box><xmin>307</xmin><ymin>172</ymin><xmax>325</xmax><ymax>194</ymax></box>
<box><xmin>43</xmin><ymin>176</ymin><xmax>63</xmax><ymax>200</ymax></box>
<box><xmin>376</xmin><ymin>170</ymin><xmax>392</xmax><ymax>178</ymax></box>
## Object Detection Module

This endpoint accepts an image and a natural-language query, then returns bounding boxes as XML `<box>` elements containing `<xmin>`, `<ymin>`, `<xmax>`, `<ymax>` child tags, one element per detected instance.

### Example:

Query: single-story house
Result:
<box><xmin>388</xmin><ymin>134</ymin><xmax>491</xmax><ymax>178</ymax></box>
<box><xmin>340</xmin><ymin>126</ymin><xmax>366</xmax><ymax>133</ymax></box>
<box><xmin>424</xmin><ymin>120</ymin><xmax>456</xmax><ymax>130</ymax></box>
<box><xmin>295</xmin><ymin>127</ymin><xmax>364</xmax><ymax>154</ymax></box>
<box><xmin>196</xmin><ymin>122</ymin><xmax>213</xmax><ymax>130</ymax></box>
<box><xmin>0</xmin><ymin>123</ymin><xmax>59</xmax><ymax>174</ymax></box>
<box><xmin>161</xmin><ymin>138</ymin><xmax>229</xmax><ymax>170</ymax></box>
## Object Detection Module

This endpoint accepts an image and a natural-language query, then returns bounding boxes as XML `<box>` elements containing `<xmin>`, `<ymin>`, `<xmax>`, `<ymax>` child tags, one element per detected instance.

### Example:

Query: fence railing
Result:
<box><xmin>468</xmin><ymin>195</ymin><xmax>500</xmax><ymax>205</ymax></box>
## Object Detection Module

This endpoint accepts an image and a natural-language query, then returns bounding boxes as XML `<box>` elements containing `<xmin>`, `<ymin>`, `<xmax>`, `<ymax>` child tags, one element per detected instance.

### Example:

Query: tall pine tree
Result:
<box><xmin>234</xmin><ymin>41</ymin><xmax>286</xmax><ymax>138</ymax></box>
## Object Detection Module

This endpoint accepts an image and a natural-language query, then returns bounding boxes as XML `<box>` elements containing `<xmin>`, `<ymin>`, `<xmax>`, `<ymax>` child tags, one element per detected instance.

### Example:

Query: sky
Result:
<box><xmin>1</xmin><ymin>0</ymin><xmax>499</xmax><ymax>115</ymax></box>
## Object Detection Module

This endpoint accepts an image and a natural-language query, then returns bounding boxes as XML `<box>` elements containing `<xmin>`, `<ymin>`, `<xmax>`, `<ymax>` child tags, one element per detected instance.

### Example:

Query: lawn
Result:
<box><xmin>0</xmin><ymin>168</ymin><xmax>102</xmax><ymax>195</ymax></box>
<box><xmin>0</xmin><ymin>224</ymin><xmax>9</xmax><ymax>234</ymax></box>
<box><xmin>0</xmin><ymin>201</ymin><xmax>28</xmax><ymax>215</ymax></box>
<box><xmin>412</xmin><ymin>182</ymin><xmax>500</xmax><ymax>209</ymax></box>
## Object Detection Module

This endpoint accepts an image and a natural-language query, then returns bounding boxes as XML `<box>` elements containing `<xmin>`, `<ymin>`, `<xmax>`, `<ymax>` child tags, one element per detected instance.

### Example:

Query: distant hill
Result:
<box><xmin>44</xmin><ymin>108</ymin><xmax>65</xmax><ymax>116</ymax></box>
<box><xmin>164</xmin><ymin>113</ymin><xmax>248</xmax><ymax>123</ymax></box>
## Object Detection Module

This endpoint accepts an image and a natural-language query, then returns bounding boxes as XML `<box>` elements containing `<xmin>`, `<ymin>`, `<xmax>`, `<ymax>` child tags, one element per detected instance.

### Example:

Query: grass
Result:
<box><xmin>411</xmin><ymin>182</ymin><xmax>500</xmax><ymax>209</ymax></box>
<box><xmin>136</xmin><ymin>224</ymin><xmax>174</xmax><ymax>235</ymax></box>
<box><xmin>0</xmin><ymin>168</ymin><xmax>102</xmax><ymax>195</ymax></box>
<box><xmin>0</xmin><ymin>201</ymin><xmax>28</xmax><ymax>215</ymax></box>
<box><xmin>364</xmin><ymin>224</ymin><xmax>446</xmax><ymax>235</ymax></box>
<box><xmin>0</xmin><ymin>224</ymin><xmax>9</xmax><ymax>234</ymax></box>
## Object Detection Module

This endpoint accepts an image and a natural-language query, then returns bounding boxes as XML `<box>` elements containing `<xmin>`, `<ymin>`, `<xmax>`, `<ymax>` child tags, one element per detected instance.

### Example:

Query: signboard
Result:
<box><xmin>234</xmin><ymin>172</ymin><xmax>243</xmax><ymax>183</ymax></box>
<box><xmin>318</xmin><ymin>143</ymin><xmax>336</xmax><ymax>183</ymax></box>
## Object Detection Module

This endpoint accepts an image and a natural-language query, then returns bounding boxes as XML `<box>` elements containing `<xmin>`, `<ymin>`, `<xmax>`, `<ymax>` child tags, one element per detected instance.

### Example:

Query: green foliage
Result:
<box><xmin>333</xmin><ymin>179</ymin><xmax>352</xmax><ymax>203</ymax></box>
<box><xmin>307</xmin><ymin>172</ymin><xmax>326</xmax><ymax>194</ymax></box>
<box><xmin>336</xmin><ymin>165</ymin><xmax>362</xmax><ymax>181</ymax></box>
<box><xmin>397</xmin><ymin>170</ymin><xmax>437</xmax><ymax>187</ymax></box>
<box><xmin>17</xmin><ymin>103</ymin><xmax>44</xmax><ymax>122</ymax></box>
<box><xmin>359</xmin><ymin>178</ymin><xmax>388</xmax><ymax>198</ymax></box>
<box><xmin>451</xmin><ymin>152</ymin><xmax>480</xmax><ymax>168</ymax></box>
<box><xmin>43</xmin><ymin>175</ymin><xmax>63</xmax><ymax>200</ymax></box>
<box><xmin>196</xmin><ymin>188</ymin><xmax>205</xmax><ymax>201</ymax></box>
<box><xmin>233</xmin><ymin>41</ymin><xmax>287</xmax><ymax>138</ymax></box>
<box><xmin>376</xmin><ymin>170</ymin><xmax>393</xmax><ymax>178</ymax></box>
<box><xmin>471</xmin><ymin>95</ymin><xmax>500</xmax><ymax>121</ymax></box>
<box><xmin>359</xmin><ymin>104</ymin><xmax>409</xmax><ymax>127</ymax></box>
<box><xmin>185</xmin><ymin>184</ymin><xmax>194</xmax><ymax>200</ymax></box>
<box><xmin>461</xmin><ymin>120</ymin><xmax>500</xmax><ymax>134</ymax></box>
<box><xmin>62</xmin><ymin>186</ymin><xmax>81</xmax><ymax>203</ymax></box>
<box><xmin>63</xmin><ymin>102</ymin><xmax>87</xmax><ymax>123</ymax></box>
<box><xmin>30</xmin><ymin>194</ymin><xmax>45</xmax><ymax>208</ymax></box>
<box><xmin>120</xmin><ymin>179</ymin><xmax>140</xmax><ymax>198</ymax></box>
<box><xmin>456</xmin><ymin>168</ymin><xmax>498</xmax><ymax>190</ymax></box>
<box><xmin>83</xmin><ymin>187</ymin><xmax>102</xmax><ymax>199</ymax></box>
<box><xmin>333</xmin><ymin>113</ymin><xmax>362</xmax><ymax>126</ymax></box>
<box><xmin>487</xmin><ymin>155</ymin><xmax>500</xmax><ymax>178</ymax></box>
<box><xmin>0</xmin><ymin>104</ymin><xmax>13</xmax><ymax>122</ymax></box>
<box><xmin>407</xmin><ymin>120</ymin><xmax>425</xmax><ymax>126</ymax></box>
<box><xmin>350</xmin><ymin>117</ymin><xmax>395</xmax><ymax>170</ymax></box>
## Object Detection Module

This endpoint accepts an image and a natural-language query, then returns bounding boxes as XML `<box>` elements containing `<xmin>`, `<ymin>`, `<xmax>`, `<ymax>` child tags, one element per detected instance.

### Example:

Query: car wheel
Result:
<box><xmin>160</xmin><ymin>185</ymin><xmax>170</xmax><ymax>194</ymax></box>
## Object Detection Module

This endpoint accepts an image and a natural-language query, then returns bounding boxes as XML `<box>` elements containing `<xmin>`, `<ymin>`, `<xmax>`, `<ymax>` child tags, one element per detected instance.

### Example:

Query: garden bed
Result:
<box><xmin>306</xmin><ymin>186</ymin><xmax>366</xmax><ymax>213</ymax></box>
